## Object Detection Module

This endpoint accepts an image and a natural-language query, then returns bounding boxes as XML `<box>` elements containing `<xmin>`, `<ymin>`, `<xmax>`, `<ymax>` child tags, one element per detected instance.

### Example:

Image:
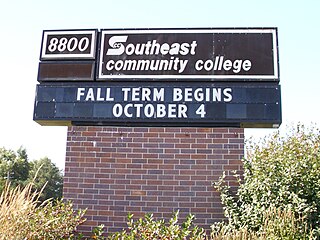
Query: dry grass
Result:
<box><xmin>0</xmin><ymin>181</ymin><xmax>85</xmax><ymax>240</ymax></box>
<box><xmin>0</xmin><ymin>182</ymin><xmax>40</xmax><ymax>239</ymax></box>
<box><xmin>210</xmin><ymin>206</ymin><xmax>315</xmax><ymax>240</ymax></box>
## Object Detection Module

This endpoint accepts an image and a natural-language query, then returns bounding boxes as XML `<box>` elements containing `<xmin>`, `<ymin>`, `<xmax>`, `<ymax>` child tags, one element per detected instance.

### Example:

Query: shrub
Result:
<box><xmin>214</xmin><ymin>124</ymin><xmax>320</xmax><ymax>237</ymax></box>
<box><xmin>211</xmin><ymin>206</ymin><xmax>315</xmax><ymax>239</ymax></box>
<box><xmin>84</xmin><ymin>207</ymin><xmax>316</xmax><ymax>240</ymax></box>
<box><xmin>0</xmin><ymin>182</ymin><xmax>86</xmax><ymax>239</ymax></box>
<box><xmin>107</xmin><ymin>211</ymin><xmax>207</xmax><ymax>240</ymax></box>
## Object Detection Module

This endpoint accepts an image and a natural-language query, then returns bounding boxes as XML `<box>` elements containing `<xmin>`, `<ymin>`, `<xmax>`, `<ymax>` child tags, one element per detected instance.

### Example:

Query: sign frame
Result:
<box><xmin>33</xmin><ymin>82</ymin><xmax>282</xmax><ymax>128</ymax></box>
<box><xmin>40</xmin><ymin>29</ymin><xmax>98</xmax><ymax>60</ymax></box>
<box><xmin>97</xmin><ymin>28</ymin><xmax>279</xmax><ymax>81</ymax></box>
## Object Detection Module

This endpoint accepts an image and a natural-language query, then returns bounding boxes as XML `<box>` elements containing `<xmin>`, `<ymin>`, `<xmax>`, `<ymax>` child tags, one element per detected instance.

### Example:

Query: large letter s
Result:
<box><xmin>106</xmin><ymin>36</ymin><xmax>128</xmax><ymax>55</ymax></box>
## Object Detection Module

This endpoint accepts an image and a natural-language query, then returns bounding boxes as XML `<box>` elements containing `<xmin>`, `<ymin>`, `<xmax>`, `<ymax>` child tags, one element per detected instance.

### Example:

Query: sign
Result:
<box><xmin>97</xmin><ymin>29</ymin><xmax>279</xmax><ymax>80</ymax></box>
<box><xmin>33</xmin><ymin>28</ymin><xmax>282</xmax><ymax>128</ymax></box>
<box><xmin>40</xmin><ymin>29</ymin><xmax>97</xmax><ymax>60</ymax></box>
<box><xmin>33</xmin><ymin>82</ymin><xmax>281</xmax><ymax>128</ymax></box>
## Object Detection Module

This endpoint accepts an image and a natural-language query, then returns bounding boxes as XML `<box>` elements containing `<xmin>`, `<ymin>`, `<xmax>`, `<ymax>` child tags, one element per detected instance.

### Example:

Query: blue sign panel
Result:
<box><xmin>34</xmin><ymin>82</ymin><xmax>281</xmax><ymax>128</ymax></box>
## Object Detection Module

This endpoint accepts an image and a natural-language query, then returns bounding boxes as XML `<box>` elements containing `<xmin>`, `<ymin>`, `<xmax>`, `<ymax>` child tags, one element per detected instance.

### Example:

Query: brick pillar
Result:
<box><xmin>63</xmin><ymin>126</ymin><xmax>244</xmax><ymax>235</ymax></box>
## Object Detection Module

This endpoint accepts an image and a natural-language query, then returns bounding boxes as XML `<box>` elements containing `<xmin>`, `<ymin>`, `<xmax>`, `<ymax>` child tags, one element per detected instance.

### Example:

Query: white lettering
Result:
<box><xmin>122</xmin><ymin>88</ymin><xmax>131</xmax><ymax>101</ymax></box>
<box><xmin>85</xmin><ymin>88</ymin><xmax>95</xmax><ymax>101</ymax></box>
<box><xmin>172</xmin><ymin>87</ymin><xmax>232</xmax><ymax>102</ymax></box>
<box><xmin>124</xmin><ymin>104</ymin><xmax>133</xmax><ymax>117</ymax></box>
<box><xmin>196</xmin><ymin>104</ymin><xmax>206</xmax><ymax>118</ymax></box>
<box><xmin>112</xmin><ymin>104</ymin><xmax>188</xmax><ymax>118</ymax></box>
<box><xmin>160</xmin><ymin>43</ymin><xmax>170</xmax><ymax>55</ymax></box>
<box><xmin>212</xmin><ymin>88</ymin><xmax>221</xmax><ymax>102</ymax></box>
<box><xmin>195</xmin><ymin>57</ymin><xmax>252</xmax><ymax>73</ymax></box>
<box><xmin>157</xmin><ymin>104</ymin><xmax>166</xmax><ymax>117</ymax></box>
<box><xmin>77</xmin><ymin>88</ymin><xmax>114</xmax><ymax>102</ymax></box>
<box><xmin>77</xmin><ymin>88</ymin><xmax>85</xmax><ymax>101</ymax></box>
<box><xmin>144</xmin><ymin>104</ymin><xmax>155</xmax><ymax>117</ymax></box>
<box><xmin>114</xmin><ymin>60</ymin><xmax>124</xmax><ymax>71</ymax></box>
<box><xmin>153</xmin><ymin>88</ymin><xmax>164</xmax><ymax>101</ymax></box>
<box><xmin>223</xmin><ymin>88</ymin><xmax>232</xmax><ymax>102</ymax></box>
<box><xmin>106</xmin><ymin>60</ymin><xmax>114</xmax><ymax>70</ymax></box>
<box><xmin>132</xmin><ymin>88</ymin><xmax>140</xmax><ymax>101</ymax></box>
<box><xmin>105</xmin><ymin>88</ymin><xmax>114</xmax><ymax>101</ymax></box>
<box><xmin>168</xmin><ymin>104</ymin><xmax>176</xmax><ymax>118</ymax></box>
<box><xmin>194</xmin><ymin>88</ymin><xmax>204</xmax><ymax>102</ymax></box>
<box><xmin>169</xmin><ymin>43</ymin><xmax>180</xmax><ymax>55</ymax></box>
<box><xmin>141</xmin><ymin>88</ymin><xmax>151</xmax><ymax>101</ymax></box>
<box><xmin>190</xmin><ymin>41</ymin><xmax>198</xmax><ymax>55</ymax></box>
<box><xmin>113</xmin><ymin>104</ymin><xmax>122</xmax><ymax>117</ymax></box>
<box><xmin>106</xmin><ymin>35</ymin><xmax>198</xmax><ymax>57</ymax></box>
<box><xmin>135</xmin><ymin>104</ymin><xmax>143</xmax><ymax>117</ymax></box>
<box><xmin>223</xmin><ymin>60</ymin><xmax>232</xmax><ymax>71</ymax></box>
<box><xmin>178</xmin><ymin>104</ymin><xmax>188</xmax><ymax>118</ymax></box>
<box><xmin>106</xmin><ymin>36</ymin><xmax>128</xmax><ymax>55</ymax></box>
<box><xmin>126</xmin><ymin>43</ymin><xmax>135</xmax><ymax>55</ymax></box>
<box><xmin>105</xmin><ymin>58</ymin><xmax>188</xmax><ymax>74</ymax></box>
<box><xmin>121</xmin><ymin>87</ymin><xmax>164</xmax><ymax>102</ymax></box>
<box><xmin>179</xmin><ymin>60</ymin><xmax>188</xmax><ymax>73</ymax></box>
<box><xmin>185</xmin><ymin>88</ymin><xmax>193</xmax><ymax>101</ymax></box>
<box><xmin>173</xmin><ymin>88</ymin><xmax>183</xmax><ymax>101</ymax></box>
<box><xmin>233</xmin><ymin>60</ymin><xmax>242</xmax><ymax>73</ymax></box>
<box><xmin>204</xmin><ymin>60</ymin><xmax>213</xmax><ymax>71</ymax></box>
<box><xmin>243</xmin><ymin>60</ymin><xmax>252</xmax><ymax>71</ymax></box>
<box><xmin>96</xmin><ymin>88</ymin><xmax>104</xmax><ymax>101</ymax></box>
<box><xmin>195</xmin><ymin>59</ymin><xmax>203</xmax><ymax>71</ymax></box>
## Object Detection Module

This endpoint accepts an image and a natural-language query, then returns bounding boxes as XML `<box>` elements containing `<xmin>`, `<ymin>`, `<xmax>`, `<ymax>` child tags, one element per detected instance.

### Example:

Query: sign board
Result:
<box><xmin>40</xmin><ymin>29</ymin><xmax>97</xmax><ymax>60</ymax></box>
<box><xmin>34</xmin><ymin>82</ymin><xmax>281</xmax><ymax>128</ymax></box>
<box><xmin>33</xmin><ymin>28</ymin><xmax>282</xmax><ymax>128</ymax></box>
<box><xmin>97</xmin><ymin>29</ymin><xmax>279</xmax><ymax>80</ymax></box>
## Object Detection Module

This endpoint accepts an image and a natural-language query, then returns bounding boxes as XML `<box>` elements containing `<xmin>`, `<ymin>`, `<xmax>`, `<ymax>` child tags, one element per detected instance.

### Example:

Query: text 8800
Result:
<box><xmin>46</xmin><ymin>36</ymin><xmax>91</xmax><ymax>54</ymax></box>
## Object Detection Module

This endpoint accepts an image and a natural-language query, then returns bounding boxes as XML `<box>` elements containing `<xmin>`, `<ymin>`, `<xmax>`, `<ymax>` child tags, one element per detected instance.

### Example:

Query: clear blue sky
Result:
<box><xmin>0</xmin><ymin>0</ymin><xmax>319</xmax><ymax>169</ymax></box>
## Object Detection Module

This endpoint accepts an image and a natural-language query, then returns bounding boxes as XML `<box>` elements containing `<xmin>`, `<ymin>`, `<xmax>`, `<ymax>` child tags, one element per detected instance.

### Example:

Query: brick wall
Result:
<box><xmin>63</xmin><ymin>126</ymin><xmax>244</xmax><ymax>235</ymax></box>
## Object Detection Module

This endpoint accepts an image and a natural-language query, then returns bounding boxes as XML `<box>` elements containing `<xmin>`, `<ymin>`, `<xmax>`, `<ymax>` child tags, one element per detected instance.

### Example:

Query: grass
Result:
<box><xmin>0</xmin><ymin>182</ymin><xmax>40</xmax><ymax>239</ymax></box>
<box><xmin>0</xmin><ymin>181</ymin><xmax>85</xmax><ymax>240</ymax></box>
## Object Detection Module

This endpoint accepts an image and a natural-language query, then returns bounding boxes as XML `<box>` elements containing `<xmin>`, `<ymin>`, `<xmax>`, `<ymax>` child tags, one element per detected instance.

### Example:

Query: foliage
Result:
<box><xmin>0</xmin><ymin>147</ymin><xmax>63</xmax><ymax>201</ymax></box>
<box><xmin>0</xmin><ymin>182</ymin><xmax>86</xmax><ymax>240</ymax></box>
<box><xmin>76</xmin><ymin>207</ymin><xmax>317</xmax><ymax>239</ymax></box>
<box><xmin>29</xmin><ymin>200</ymin><xmax>86</xmax><ymax>239</ymax></box>
<box><xmin>259</xmin><ymin>205</ymin><xmax>315</xmax><ymax>239</ymax></box>
<box><xmin>0</xmin><ymin>146</ymin><xmax>29</xmax><ymax>191</ymax></box>
<box><xmin>214</xmin><ymin>124</ymin><xmax>320</xmax><ymax>237</ymax></box>
<box><xmin>107</xmin><ymin>211</ymin><xmax>207</xmax><ymax>240</ymax></box>
<box><xmin>28</xmin><ymin>157</ymin><xmax>63</xmax><ymax>201</ymax></box>
<box><xmin>211</xmin><ymin>206</ymin><xmax>316</xmax><ymax>240</ymax></box>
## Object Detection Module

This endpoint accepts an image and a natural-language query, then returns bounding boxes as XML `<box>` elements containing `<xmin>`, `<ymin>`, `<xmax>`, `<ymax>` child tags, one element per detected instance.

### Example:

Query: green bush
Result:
<box><xmin>214</xmin><ymin>124</ymin><xmax>320</xmax><ymax>237</ymax></box>
<box><xmin>26</xmin><ymin>199</ymin><xmax>86</xmax><ymax>239</ymax></box>
<box><xmin>107</xmin><ymin>211</ymin><xmax>207</xmax><ymax>240</ymax></box>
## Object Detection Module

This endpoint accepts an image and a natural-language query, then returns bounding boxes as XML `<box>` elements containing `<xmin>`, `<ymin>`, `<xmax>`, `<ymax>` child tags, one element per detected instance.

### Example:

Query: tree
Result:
<box><xmin>28</xmin><ymin>157</ymin><xmax>63</xmax><ymax>201</ymax></box>
<box><xmin>215</xmin><ymin>124</ymin><xmax>320</xmax><ymax>235</ymax></box>
<box><xmin>0</xmin><ymin>147</ymin><xmax>63</xmax><ymax>201</ymax></box>
<box><xmin>0</xmin><ymin>146</ymin><xmax>29</xmax><ymax>191</ymax></box>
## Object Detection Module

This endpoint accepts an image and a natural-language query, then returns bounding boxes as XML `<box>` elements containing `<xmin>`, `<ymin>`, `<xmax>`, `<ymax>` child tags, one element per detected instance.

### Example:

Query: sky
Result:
<box><xmin>0</xmin><ymin>0</ymin><xmax>319</xmax><ymax>170</ymax></box>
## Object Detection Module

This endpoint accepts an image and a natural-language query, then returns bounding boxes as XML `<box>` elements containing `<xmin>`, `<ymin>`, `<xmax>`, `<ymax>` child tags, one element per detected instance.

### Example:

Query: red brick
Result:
<box><xmin>63</xmin><ymin>126</ymin><xmax>244</xmax><ymax>236</ymax></box>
